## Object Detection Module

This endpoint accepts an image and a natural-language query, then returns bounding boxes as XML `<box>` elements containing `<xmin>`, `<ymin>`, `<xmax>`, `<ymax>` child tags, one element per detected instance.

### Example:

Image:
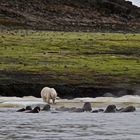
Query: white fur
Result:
<box><xmin>41</xmin><ymin>87</ymin><xmax>57</xmax><ymax>104</ymax></box>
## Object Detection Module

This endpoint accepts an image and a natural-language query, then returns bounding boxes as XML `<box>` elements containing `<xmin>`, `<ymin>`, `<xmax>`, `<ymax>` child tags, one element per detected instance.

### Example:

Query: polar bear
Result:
<box><xmin>41</xmin><ymin>87</ymin><xmax>57</xmax><ymax>104</ymax></box>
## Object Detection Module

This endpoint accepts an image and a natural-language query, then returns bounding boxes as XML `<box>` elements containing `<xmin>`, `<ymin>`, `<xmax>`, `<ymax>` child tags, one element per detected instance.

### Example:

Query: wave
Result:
<box><xmin>75</xmin><ymin>95</ymin><xmax>140</xmax><ymax>103</ymax></box>
<box><xmin>0</xmin><ymin>95</ymin><xmax>140</xmax><ymax>108</ymax></box>
<box><xmin>0</xmin><ymin>96</ymin><xmax>45</xmax><ymax>108</ymax></box>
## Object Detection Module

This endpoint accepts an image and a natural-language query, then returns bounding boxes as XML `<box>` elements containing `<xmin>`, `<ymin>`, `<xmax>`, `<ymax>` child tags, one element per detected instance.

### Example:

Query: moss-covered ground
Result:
<box><xmin>0</xmin><ymin>31</ymin><xmax>140</xmax><ymax>89</ymax></box>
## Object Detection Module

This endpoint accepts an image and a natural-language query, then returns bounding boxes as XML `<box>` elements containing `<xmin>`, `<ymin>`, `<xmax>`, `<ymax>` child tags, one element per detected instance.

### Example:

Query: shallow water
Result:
<box><xmin>0</xmin><ymin>108</ymin><xmax>140</xmax><ymax>140</ymax></box>
<box><xmin>0</xmin><ymin>96</ymin><xmax>140</xmax><ymax>140</ymax></box>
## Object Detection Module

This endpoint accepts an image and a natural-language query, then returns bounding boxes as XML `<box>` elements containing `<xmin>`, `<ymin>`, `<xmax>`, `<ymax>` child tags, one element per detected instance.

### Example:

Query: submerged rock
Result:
<box><xmin>55</xmin><ymin>106</ymin><xmax>70</xmax><ymax>111</ymax></box>
<box><xmin>55</xmin><ymin>106</ymin><xmax>84</xmax><ymax>112</ymax></box>
<box><xmin>70</xmin><ymin>108</ymin><xmax>84</xmax><ymax>113</ymax></box>
<box><xmin>104</xmin><ymin>105</ymin><xmax>117</xmax><ymax>113</ymax></box>
<box><xmin>91</xmin><ymin>108</ymin><xmax>104</xmax><ymax>113</ymax></box>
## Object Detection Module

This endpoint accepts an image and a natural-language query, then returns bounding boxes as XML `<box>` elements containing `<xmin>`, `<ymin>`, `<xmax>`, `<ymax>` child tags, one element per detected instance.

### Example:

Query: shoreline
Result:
<box><xmin>1</xmin><ymin>95</ymin><xmax>140</xmax><ymax>108</ymax></box>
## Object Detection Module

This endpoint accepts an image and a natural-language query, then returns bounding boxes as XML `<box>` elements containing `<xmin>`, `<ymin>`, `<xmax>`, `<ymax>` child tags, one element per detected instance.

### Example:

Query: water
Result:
<box><xmin>0</xmin><ymin>96</ymin><xmax>140</xmax><ymax>140</ymax></box>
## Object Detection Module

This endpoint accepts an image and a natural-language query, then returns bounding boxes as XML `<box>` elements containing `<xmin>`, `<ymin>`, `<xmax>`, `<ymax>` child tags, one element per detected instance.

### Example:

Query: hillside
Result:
<box><xmin>0</xmin><ymin>0</ymin><xmax>140</xmax><ymax>98</ymax></box>
<box><xmin>0</xmin><ymin>31</ymin><xmax>140</xmax><ymax>98</ymax></box>
<box><xmin>0</xmin><ymin>0</ymin><xmax>140</xmax><ymax>32</ymax></box>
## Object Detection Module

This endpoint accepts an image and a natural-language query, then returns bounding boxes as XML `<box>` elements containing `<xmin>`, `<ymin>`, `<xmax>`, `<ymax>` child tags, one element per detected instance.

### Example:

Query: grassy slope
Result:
<box><xmin>0</xmin><ymin>31</ymin><xmax>140</xmax><ymax>89</ymax></box>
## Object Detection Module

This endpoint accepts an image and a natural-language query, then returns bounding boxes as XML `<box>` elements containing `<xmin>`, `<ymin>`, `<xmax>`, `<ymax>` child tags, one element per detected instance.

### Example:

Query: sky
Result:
<box><xmin>129</xmin><ymin>0</ymin><xmax>140</xmax><ymax>6</ymax></box>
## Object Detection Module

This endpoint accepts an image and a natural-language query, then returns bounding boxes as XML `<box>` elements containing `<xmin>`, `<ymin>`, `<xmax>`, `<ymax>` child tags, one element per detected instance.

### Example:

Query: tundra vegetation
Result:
<box><xmin>0</xmin><ymin>31</ymin><xmax>140</xmax><ymax>89</ymax></box>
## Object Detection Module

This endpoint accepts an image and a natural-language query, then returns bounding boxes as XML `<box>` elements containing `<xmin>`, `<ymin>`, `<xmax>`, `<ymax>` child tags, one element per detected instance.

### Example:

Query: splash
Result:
<box><xmin>0</xmin><ymin>95</ymin><xmax>140</xmax><ymax>108</ymax></box>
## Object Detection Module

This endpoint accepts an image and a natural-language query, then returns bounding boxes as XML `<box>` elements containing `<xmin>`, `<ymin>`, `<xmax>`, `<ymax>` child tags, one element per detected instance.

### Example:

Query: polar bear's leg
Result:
<box><xmin>50</xmin><ymin>88</ymin><xmax>57</xmax><ymax>104</ymax></box>
<box><xmin>46</xmin><ymin>98</ymin><xmax>50</xmax><ymax>104</ymax></box>
<box><xmin>41</xmin><ymin>93</ymin><xmax>46</xmax><ymax>102</ymax></box>
<box><xmin>52</xmin><ymin>98</ymin><xmax>55</xmax><ymax>104</ymax></box>
<box><xmin>46</xmin><ymin>92</ymin><xmax>51</xmax><ymax>104</ymax></box>
<box><xmin>43</xmin><ymin>97</ymin><xmax>46</xmax><ymax>102</ymax></box>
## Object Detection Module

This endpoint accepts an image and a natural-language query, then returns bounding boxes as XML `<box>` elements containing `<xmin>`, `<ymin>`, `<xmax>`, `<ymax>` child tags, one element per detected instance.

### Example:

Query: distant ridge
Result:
<box><xmin>0</xmin><ymin>0</ymin><xmax>140</xmax><ymax>32</ymax></box>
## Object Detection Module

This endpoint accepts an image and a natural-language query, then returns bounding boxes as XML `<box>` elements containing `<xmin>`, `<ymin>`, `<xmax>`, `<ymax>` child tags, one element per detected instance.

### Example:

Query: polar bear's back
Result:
<box><xmin>41</xmin><ymin>87</ymin><xmax>50</xmax><ymax>98</ymax></box>
<box><xmin>50</xmin><ymin>88</ymin><xmax>57</xmax><ymax>99</ymax></box>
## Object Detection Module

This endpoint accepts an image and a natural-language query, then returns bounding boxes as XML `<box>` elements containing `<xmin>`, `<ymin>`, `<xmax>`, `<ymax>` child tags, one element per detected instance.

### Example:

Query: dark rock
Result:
<box><xmin>119</xmin><ymin>106</ymin><xmax>136</xmax><ymax>112</ymax></box>
<box><xmin>27</xmin><ymin>106</ymin><xmax>40</xmax><ymax>113</ymax></box>
<box><xmin>91</xmin><ymin>110</ymin><xmax>99</xmax><ymax>113</ymax></box>
<box><xmin>82</xmin><ymin>102</ymin><xmax>92</xmax><ymax>112</ymax></box>
<box><xmin>0</xmin><ymin>83</ymin><xmax>119</xmax><ymax>98</ymax></box>
<box><xmin>98</xmin><ymin>109</ymin><xmax>104</xmax><ymax>112</ymax></box>
<box><xmin>42</xmin><ymin>104</ymin><xmax>51</xmax><ymax>111</ymax></box>
<box><xmin>25</xmin><ymin>106</ymin><xmax>32</xmax><ymax>110</ymax></box>
<box><xmin>16</xmin><ymin>108</ymin><xmax>25</xmax><ymax>112</ymax></box>
<box><xmin>91</xmin><ymin>108</ymin><xmax>104</xmax><ymax>113</ymax></box>
<box><xmin>16</xmin><ymin>106</ymin><xmax>32</xmax><ymax>112</ymax></box>
<box><xmin>104</xmin><ymin>105</ymin><xmax>117</xmax><ymax>113</ymax></box>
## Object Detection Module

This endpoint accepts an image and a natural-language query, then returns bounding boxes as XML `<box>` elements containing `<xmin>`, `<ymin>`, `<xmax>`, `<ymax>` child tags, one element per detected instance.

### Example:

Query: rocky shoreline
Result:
<box><xmin>0</xmin><ymin>82</ymin><xmax>139</xmax><ymax>98</ymax></box>
<box><xmin>16</xmin><ymin>102</ymin><xmax>136</xmax><ymax>113</ymax></box>
<box><xmin>0</xmin><ymin>64</ymin><xmax>139</xmax><ymax>98</ymax></box>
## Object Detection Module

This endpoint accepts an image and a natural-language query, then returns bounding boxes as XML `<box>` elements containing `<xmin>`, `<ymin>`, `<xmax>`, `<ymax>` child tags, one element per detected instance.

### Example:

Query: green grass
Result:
<box><xmin>0</xmin><ymin>30</ymin><xmax>140</xmax><ymax>88</ymax></box>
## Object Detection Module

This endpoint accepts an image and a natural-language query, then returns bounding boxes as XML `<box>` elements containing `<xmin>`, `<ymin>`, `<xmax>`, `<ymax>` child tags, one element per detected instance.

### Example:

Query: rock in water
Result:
<box><xmin>104</xmin><ymin>105</ymin><xmax>117</xmax><ymax>113</ymax></box>
<box><xmin>42</xmin><ymin>104</ymin><xmax>51</xmax><ymax>111</ymax></box>
<box><xmin>16</xmin><ymin>108</ymin><xmax>26</xmax><ymax>112</ymax></box>
<box><xmin>16</xmin><ymin>106</ymin><xmax>32</xmax><ymax>112</ymax></box>
<box><xmin>120</xmin><ymin>106</ymin><xmax>136</xmax><ymax>112</ymax></box>
<box><xmin>25</xmin><ymin>106</ymin><xmax>32</xmax><ymax>111</ymax></box>
<box><xmin>27</xmin><ymin>106</ymin><xmax>40</xmax><ymax>113</ymax></box>
<box><xmin>91</xmin><ymin>110</ymin><xmax>99</xmax><ymax>113</ymax></box>
<box><xmin>82</xmin><ymin>102</ymin><xmax>92</xmax><ymax>112</ymax></box>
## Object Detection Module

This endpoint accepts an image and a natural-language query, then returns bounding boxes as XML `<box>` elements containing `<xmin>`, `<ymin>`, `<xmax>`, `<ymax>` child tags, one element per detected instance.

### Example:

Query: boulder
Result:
<box><xmin>104</xmin><ymin>105</ymin><xmax>117</xmax><ymax>113</ymax></box>
<box><xmin>82</xmin><ymin>102</ymin><xmax>92</xmax><ymax>112</ymax></box>
<box><xmin>119</xmin><ymin>106</ymin><xmax>136</xmax><ymax>112</ymax></box>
